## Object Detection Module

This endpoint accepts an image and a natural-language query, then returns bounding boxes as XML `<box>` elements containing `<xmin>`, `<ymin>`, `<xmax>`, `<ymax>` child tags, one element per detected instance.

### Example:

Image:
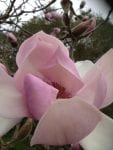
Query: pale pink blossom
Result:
<box><xmin>14</xmin><ymin>31</ymin><xmax>113</xmax><ymax>149</ymax></box>
<box><xmin>0</xmin><ymin>31</ymin><xmax>113</xmax><ymax>150</ymax></box>
<box><xmin>72</xmin><ymin>17</ymin><xmax>96</xmax><ymax>38</ymax></box>
<box><xmin>50</xmin><ymin>27</ymin><xmax>61</xmax><ymax>37</ymax></box>
<box><xmin>81</xmin><ymin>17</ymin><xmax>96</xmax><ymax>37</ymax></box>
<box><xmin>45</xmin><ymin>11</ymin><xmax>62</xmax><ymax>22</ymax></box>
<box><xmin>6</xmin><ymin>32</ymin><xmax>18</xmax><ymax>47</ymax></box>
<box><xmin>82</xmin><ymin>16</ymin><xmax>89</xmax><ymax>21</ymax></box>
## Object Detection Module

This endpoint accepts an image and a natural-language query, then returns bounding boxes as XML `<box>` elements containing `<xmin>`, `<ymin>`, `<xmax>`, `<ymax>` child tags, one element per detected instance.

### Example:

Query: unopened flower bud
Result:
<box><xmin>45</xmin><ymin>12</ymin><xmax>52</xmax><ymax>21</ymax></box>
<box><xmin>61</xmin><ymin>0</ymin><xmax>71</xmax><ymax>14</ymax></box>
<box><xmin>52</xmin><ymin>12</ymin><xmax>62</xmax><ymax>20</ymax></box>
<box><xmin>81</xmin><ymin>17</ymin><xmax>96</xmax><ymax>37</ymax></box>
<box><xmin>80</xmin><ymin>0</ymin><xmax>86</xmax><ymax>9</ymax></box>
<box><xmin>82</xmin><ymin>16</ymin><xmax>89</xmax><ymax>21</ymax></box>
<box><xmin>72</xmin><ymin>19</ymin><xmax>92</xmax><ymax>37</ymax></box>
<box><xmin>45</xmin><ymin>11</ymin><xmax>62</xmax><ymax>22</ymax></box>
<box><xmin>50</xmin><ymin>27</ymin><xmax>61</xmax><ymax>37</ymax></box>
<box><xmin>6</xmin><ymin>32</ymin><xmax>18</xmax><ymax>47</ymax></box>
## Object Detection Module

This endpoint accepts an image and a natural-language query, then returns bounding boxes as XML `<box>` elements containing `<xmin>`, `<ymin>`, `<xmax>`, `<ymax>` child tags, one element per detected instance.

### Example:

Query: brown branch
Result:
<box><xmin>37</xmin><ymin>0</ymin><xmax>56</xmax><ymax>11</ymax></box>
<box><xmin>0</xmin><ymin>0</ymin><xmax>16</xmax><ymax>20</ymax></box>
<box><xmin>13</xmin><ymin>0</ymin><xmax>57</xmax><ymax>15</ymax></box>
<box><xmin>11</xmin><ymin>22</ymin><xmax>32</xmax><ymax>36</ymax></box>
<box><xmin>0</xmin><ymin>0</ymin><xmax>57</xmax><ymax>26</ymax></box>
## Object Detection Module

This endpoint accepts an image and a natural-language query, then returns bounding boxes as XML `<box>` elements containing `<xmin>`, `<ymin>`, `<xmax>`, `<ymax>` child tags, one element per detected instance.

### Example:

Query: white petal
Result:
<box><xmin>0</xmin><ymin>117</ymin><xmax>21</xmax><ymax>137</ymax></box>
<box><xmin>0</xmin><ymin>68</ymin><xmax>28</xmax><ymax>118</ymax></box>
<box><xmin>75</xmin><ymin>60</ymin><xmax>94</xmax><ymax>78</ymax></box>
<box><xmin>80</xmin><ymin>114</ymin><xmax>113</xmax><ymax>150</ymax></box>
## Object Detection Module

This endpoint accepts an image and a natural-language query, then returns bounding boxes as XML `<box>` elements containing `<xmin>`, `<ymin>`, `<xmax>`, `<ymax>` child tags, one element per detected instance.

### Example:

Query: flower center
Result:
<box><xmin>52</xmin><ymin>82</ymin><xmax>71</xmax><ymax>99</ymax></box>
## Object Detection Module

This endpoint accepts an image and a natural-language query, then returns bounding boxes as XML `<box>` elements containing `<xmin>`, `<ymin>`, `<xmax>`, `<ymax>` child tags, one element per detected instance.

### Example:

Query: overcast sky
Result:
<box><xmin>84</xmin><ymin>0</ymin><xmax>112</xmax><ymax>19</ymax></box>
<box><xmin>47</xmin><ymin>0</ymin><xmax>112</xmax><ymax>23</ymax></box>
<box><xmin>52</xmin><ymin>0</ymin><xmax>113</xmax><ymax>20</ymax></box>
<box><xmin>1</xmin><ymin>0</ymin><xmax>113</xmax><ymax>21</ymax></box>
<box><xmin>57</xmin><ymin>0</ymin><xmax>112</xmax><ymax>19</ymax></box>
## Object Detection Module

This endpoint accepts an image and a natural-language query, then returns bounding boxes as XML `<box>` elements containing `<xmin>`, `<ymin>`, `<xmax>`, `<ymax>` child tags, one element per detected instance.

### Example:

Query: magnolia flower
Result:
<box><xmin>45</xmin><ymin>11</ymin><xmax>62</xmax><ymax>22</ymax></box>
<box><xmin>82</xmin><ymin>16</ymin><xmax>89</xmax><ymax>22</ymax></box>
<box><xmin>14</xmin><ymin>31</ymin><xmax>113</xmax><ymax>149</ymax></box>
<box><xmin>0</xmin><ymin>31</ymin><xmax>113</xmax><ymax>150</ymax></box>
<box><xmin>81</xmin><ymin>17</ymin><xmax>96</xmax><ymax>37</ymax></box>
<box><xmin>6</xmin><ymin>32</ymin><xmax>18</xmax><ymax>47</ymax></box>
<box><xmin>72</xmin><ymin>17</ymin><xmax>96</xmax><ymax>38</ymax></box>
<box><xmin>50</xmin><ymin>27</ymin><xmax>61</xmax><ymax>37</ymax></box>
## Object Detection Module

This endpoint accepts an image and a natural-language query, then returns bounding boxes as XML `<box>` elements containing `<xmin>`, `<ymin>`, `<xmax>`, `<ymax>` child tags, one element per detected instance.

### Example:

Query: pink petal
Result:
<box><xmin>14</xmin><ymin>60</ymin><xmax>45</xmax><ymax>91</ymax></box>
<box><xmin>80</xmin><ymin>114</ymin><xmax>113</xmax><ymax>150</ymax></box>
<box><xmin>16</xmin><ymin>31</ymin><xmax>69</xmax><ymax>67</ymax></box>
<box><xmin>15</xmin><ymin>45</ymin><xmax>83</xmax><ymax>95</ymax></box>
<box><xmin>24</xmin><ymin>74</ymin><xmax>58</xmax><ymax>120</ymax></box>
<box><xmin>31</xmin><ymin>97</ymin><xmax>101</xmax><ymax>146</ymax></box>
<box><xmin>0</xmin><ymin>68</ymin><xmax>28</xmax><ymax>118</ymax></box>
<box><xmin>40</xmin><ymin>47</ymin><xmax>83</xmax><ymax>97</ymax></box>
<box><xmin>15</xmin><ymin>32</ymin><xmax>70</xmax><ymax>90</ymax></box>
<box><xmin>0</xmin><ymin>63</ymin><xmax>8</xmax><ymax>73</ymax></box>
